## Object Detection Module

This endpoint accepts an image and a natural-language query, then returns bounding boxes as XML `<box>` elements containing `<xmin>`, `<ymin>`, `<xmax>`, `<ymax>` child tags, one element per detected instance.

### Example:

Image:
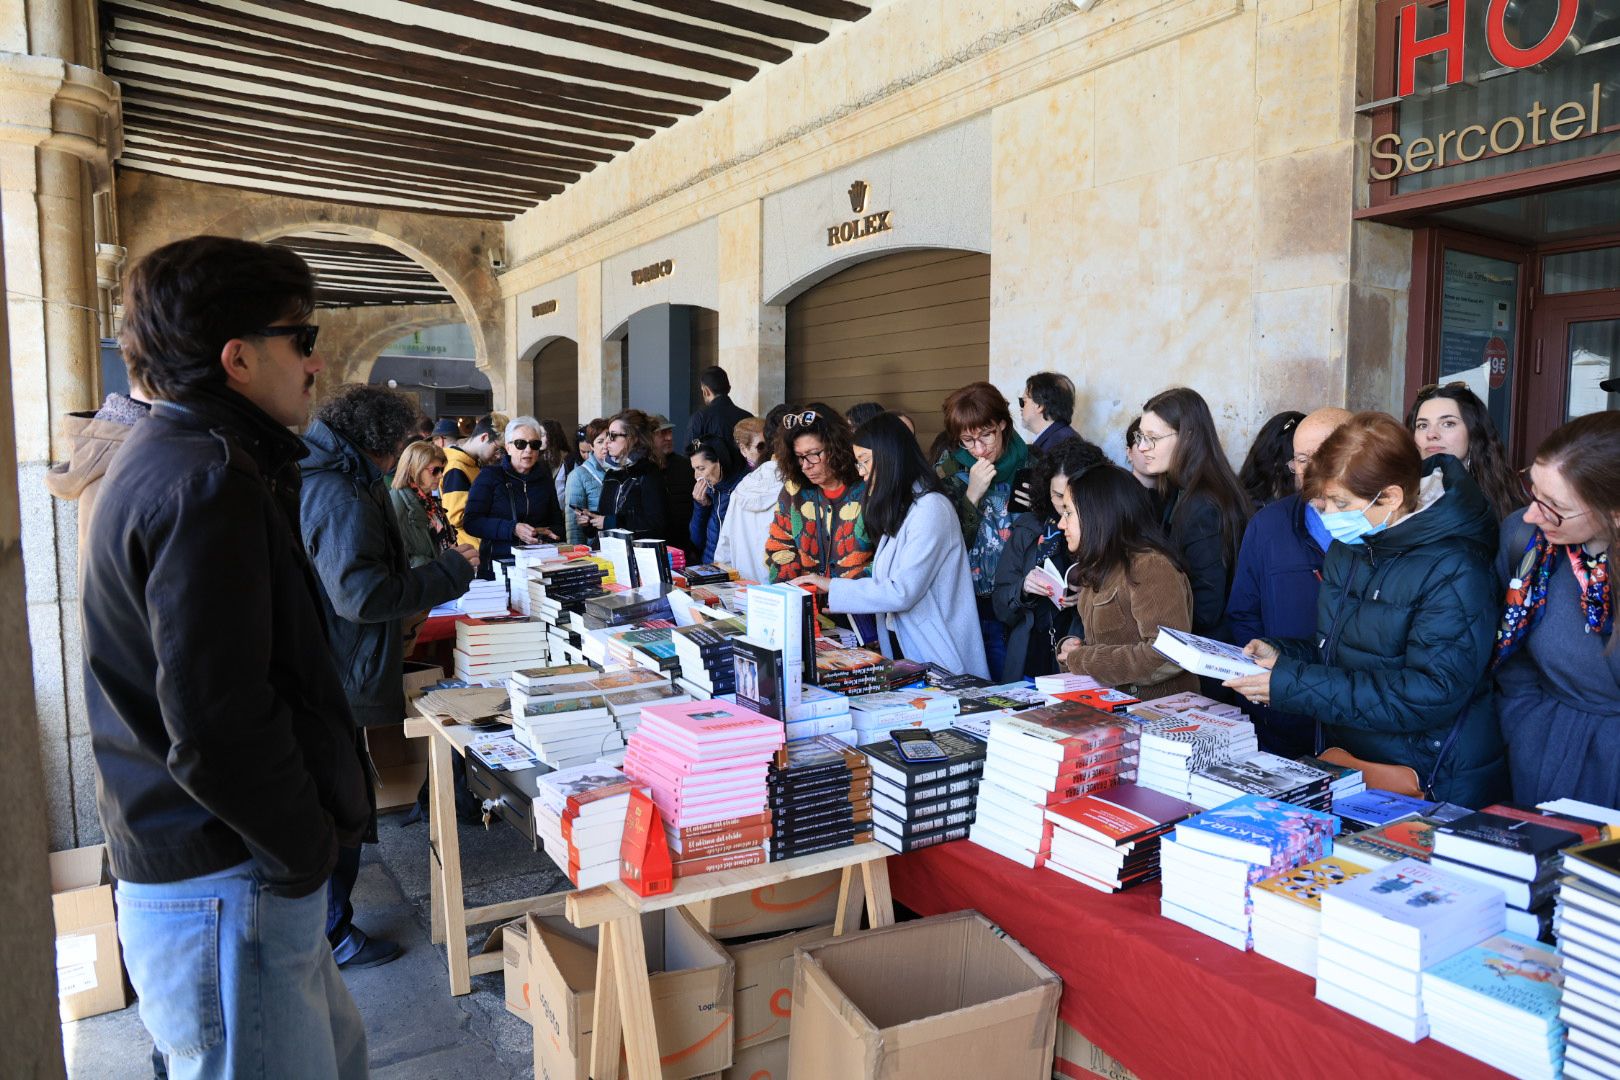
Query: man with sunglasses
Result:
<box><xmin>79</xmin><ymin>237</ymin><xmax>370</xmax><ymax>1078</ymax></box>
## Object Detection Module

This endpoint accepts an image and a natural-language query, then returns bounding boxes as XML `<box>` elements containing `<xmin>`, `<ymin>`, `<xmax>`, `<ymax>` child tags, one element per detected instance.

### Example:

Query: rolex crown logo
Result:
<box><xmin>848</xmin><ymin>180</ymin><xmax>869</xmax><ymax>214</ymax></box>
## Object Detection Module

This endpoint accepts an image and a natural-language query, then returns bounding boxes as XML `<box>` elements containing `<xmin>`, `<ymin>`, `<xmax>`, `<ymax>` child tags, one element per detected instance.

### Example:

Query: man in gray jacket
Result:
<box><xmin>301</xmin><ymin>384</ymin><xmax>477</xmax><ymax>967</ymax></box>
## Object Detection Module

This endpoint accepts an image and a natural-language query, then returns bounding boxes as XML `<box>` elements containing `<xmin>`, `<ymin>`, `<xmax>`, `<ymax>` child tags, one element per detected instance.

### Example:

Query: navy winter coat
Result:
<box><xmin>689</xmin><ymin>472</ymin><xmax>741</xmax><ymax>563</ymax></box>
<box><xmin>1267</xmin><ymin>456</ymin><xmax>1508</xmax><ymax>806</ymax></box>
<box><xmin>1225</xmin><ymin>493</ymin><xmax>1325</xmax><ymax>756</ymax></box>
<box><xmin>463</xmin><ymin>455</ymin><xmax>565</xmax><ymax>573</ymax></box>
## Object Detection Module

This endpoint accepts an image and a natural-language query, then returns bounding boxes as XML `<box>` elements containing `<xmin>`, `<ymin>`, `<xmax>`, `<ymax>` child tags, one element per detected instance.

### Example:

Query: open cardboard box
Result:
<box><xmin>49</xmin><ymin>845</ymin><xmax>127</xmax><ymax>1022</ymax></box>
<box><xmin>787</xmin><ymin>910</ymin><xmax>1060</xmax><ymax>1080</ymax></box>
<box><xmin>528</xmin><ymin>906</ymin><xmax>735</xmax><ymax>1080</ymax></box>
<box><xmin>723</xmin><ymin>1036</ymin><xmax>788</xmax><ymax>1079</ymax></box>
<box><xmin>726</xmin><ymin>923</ymin><xmax>834</xmax><ymax>1049</ymax></box>
<box><xmin>699</xmin><ymin>869</ymin><xmax>842</xmax><ymax>940</ymax></box>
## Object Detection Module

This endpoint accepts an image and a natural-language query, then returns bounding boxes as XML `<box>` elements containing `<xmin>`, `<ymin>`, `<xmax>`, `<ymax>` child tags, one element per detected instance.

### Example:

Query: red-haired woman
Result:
<box><xmin>1225</xmin><ymin>412</ymin><xmax>1507</xmax><ymax>806</ymax></box>
<box><xmin>1494</xmin><ymin>412</ymin><xmax>1620</xmax><ymax>808</ymax></box>
<box><xmin>936</xmin><ymin>382</ymin><xmax>1030</xmax><ymax>677</ymax></box>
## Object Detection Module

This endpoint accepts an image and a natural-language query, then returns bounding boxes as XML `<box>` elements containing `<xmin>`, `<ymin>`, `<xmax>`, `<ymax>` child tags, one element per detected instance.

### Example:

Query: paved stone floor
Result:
<box><xmin>62</xmin><ymin>808</ymin><xmax>569</xmax><ymax>1079</ymax></box>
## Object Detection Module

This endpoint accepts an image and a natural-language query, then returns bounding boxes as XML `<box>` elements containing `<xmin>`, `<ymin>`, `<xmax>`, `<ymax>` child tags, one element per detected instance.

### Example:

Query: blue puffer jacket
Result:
<box><xmin>689</xmin><ymin>472</ymin><xmax>741</xmax><ymax>564</ymax></box>
<box><xmin>1267</xmin><ymin>455</ymin><xmax>1508</xmax><ymax>806</ymax></box>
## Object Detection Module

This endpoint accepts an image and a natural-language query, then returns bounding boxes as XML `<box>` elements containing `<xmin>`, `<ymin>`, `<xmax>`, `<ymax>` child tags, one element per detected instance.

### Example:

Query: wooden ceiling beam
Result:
<box><xmin>124</xmin><ymin>106</ymin><xmax>599</xmax><ymax>177</ymax></box>
<box><xmin>105</xmin><ymin>2</ymin><xmax>703</xmax><ymax>117</ymax></box>
<box><xmin>117</xmin><ymin>162</ymin><xmax>519</xmax><ymax>219</ymax></box>
<box><xmin>391</xmin><ymin>0</ymin><xmax>771</xmax><ymax>75</ymax></box>
<box><xmin>437</xmin><ymin>0</ymin><xmax>796</xmax><ymax>62</ymax></box>
<box><xmin>271</xmin><ymin>234</ymin><xmax>429</xmax><ymax>258</ymax></box>
<box><xmin>762</xmin><ymin>0</ymin><xmax>871</xmax><ymax>18</ymax></box>
<box><xmin>626</xmin><ymin>0</ymin><xmax>827</xmax><ymax>43</ymax></box>
<box><xmin>107</xmin><ymin>21</ymin><xmax>669</xmax><ymax>137</ymax></box>
<box><xmin>128</xmin><ymin>0</ymin><xmax>731</xmax><ymax>101</ymax></box>
<box><xmin>124</xmin><ymin>117</ymin><xmax>579</xmax><ymax>190</ymax></box>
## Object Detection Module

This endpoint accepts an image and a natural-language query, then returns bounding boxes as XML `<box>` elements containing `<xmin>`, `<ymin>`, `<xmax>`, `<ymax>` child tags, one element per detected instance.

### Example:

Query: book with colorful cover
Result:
<box><xmin>1320</xmin><ymin>858</ymin><xmax>1507</xmax><ymax>948</ymax></box>
<box><xmin>1333</xmin><ymin>789</ymin><xmax>1438</xmax><ymax>828</ymax></box>
<box><xmin>1175</xmin><ymin>795</ymin><xmax>1340</xmax><ymax>865</ymax></box>
<box><xmin>733</xmin><ymin>637</ymin><xmax>791</xmax><ymax>720</ymax></box>
<box><xmin>1337</xmin><ymin>816</ymin><xmax>1441</xmax><ymax>865</ymax></box>
<box><xmin>1043</xmin><ymin>782</ymin><xmax>1201</xmax><ymax>846</ymax></box>
<box><xmin>535</xmin><ymin>764</ymin><xmax>636</xmax><ymax>817</ymax></box>
<box><xmin>1254</xmin><ymin>854</ymin><xmax>1375</xmax><ymax>911</ymax></box>
<box><xmin>1434</xmin><ymin>808</ymin><xmax>1590</xmax><ymax>878</ymax></box>
<box><xmin>1422</xmin><ymin>931</ymin><xmax>1564</xmax><ymax>1025</ymax></box>
<box><xmin>990</xmin><ymin>707</ymin><xmax>1132</xmax><ymax>759</ymax></box>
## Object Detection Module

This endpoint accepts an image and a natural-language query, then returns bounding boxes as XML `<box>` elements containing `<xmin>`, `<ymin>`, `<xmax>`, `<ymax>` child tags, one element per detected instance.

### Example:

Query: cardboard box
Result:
<box><xmin>529</xmin><ymin>906</ymin><xmax>734</xmax><ymax>1080</ymax></box>
<box><xmin>49</xmin><ymin>845</ymin><xmax>127</xmax><ymax>1021</ymax></box>
<box><xmin>1055</xmin><ymin>1019</ymin><xmax>1140</xmax><ymax>1080</ymax></box>
<box><xmin>723</xmin><ymin>1037</ymin><xmax>789</xmax><ymax>1080</ymax></box>
<box><xmin>485</xmin><ymin>896</ymin><xmax>573</xmax><ymax>1025</ymax></box>
<box><xmin>701</xmin><ymin>870</ymin><xmax>842</xmax><ymax>940</ymax></box>
<box><xmin>403</xmin><ymin>660</ymin><xmax>444</xmax><ymax>699</ymax></box>
<box><xmin>787</xmin><ymin>911</ymin><xmax>1060</xmax><ymax>1080</ymax></box>
<box><xmin>727</xmin><ymin>924</ymin><xmax>835</xmax><ymax>1049</ymax></box>
<box><xmin>366</xmin><ymin>720</ymin><xmax>430</xmax><ymax>811</ymax></box>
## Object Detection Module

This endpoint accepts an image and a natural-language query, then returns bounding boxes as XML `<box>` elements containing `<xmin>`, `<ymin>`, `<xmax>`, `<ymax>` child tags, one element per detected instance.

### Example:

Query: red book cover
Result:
<box><xmin>619</xmin><ymin>788</ymin><xmax>673</xmax><ymax>897</ymax></box>
<box><xmin>1045</xmin><ymin>782</ymin><xmax>1203</xmax><ymax>845</ymax></box>
<box><xmin>667</xmin><ymin>821</ymin><xmax>774</xmax><ymax>857</ymax></box>
<box><xmin>672</xmin><ymin>845</ymin><xmax>767</xmax><ymax>879</ymax></box>
<box><xmin>1055</xmin><ymin>687</ymin><xmax>1142</xmax><ymax>713</ymax></box>
<box><xmin>668</xmin><ymin>811</ymin><xmax>772</xmax><ymax>842</ymax></box>
<box><xmin>1481</xmin><ymin>803</ymin><xmax>1604</xmax><ymax>844</ymax></box>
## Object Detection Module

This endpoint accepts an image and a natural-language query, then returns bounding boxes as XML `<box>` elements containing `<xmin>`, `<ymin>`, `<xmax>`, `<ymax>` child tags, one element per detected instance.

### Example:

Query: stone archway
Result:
<box><xmin>115</xmin><ymin>172</ymin><xmax>508</xmax><ymax>405</ymax></box>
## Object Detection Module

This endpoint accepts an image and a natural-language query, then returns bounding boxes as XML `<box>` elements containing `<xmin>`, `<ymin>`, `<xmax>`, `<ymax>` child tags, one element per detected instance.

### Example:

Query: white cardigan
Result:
<box><xmin>826</xmin><ymin>490</ymin><xmax>989</xmax><ymax>679</ymax></box>
<box><xmin>712</xmin><ymin>462</ymin><xmax>783</xmax><ymax>585</ymax></box>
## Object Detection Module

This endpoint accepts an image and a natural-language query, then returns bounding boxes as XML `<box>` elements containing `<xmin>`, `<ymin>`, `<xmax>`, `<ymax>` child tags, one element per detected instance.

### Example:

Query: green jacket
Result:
<box><xmin>389</xmin><ymin>487</ymin><xmax>440</xmax><ymax>568</ymax></box>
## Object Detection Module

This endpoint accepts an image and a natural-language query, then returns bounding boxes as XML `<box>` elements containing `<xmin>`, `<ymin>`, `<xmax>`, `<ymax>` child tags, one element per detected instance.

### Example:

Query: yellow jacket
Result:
<box><xmin>440</xmin><ymin>445</ymin><xmax>482</xmax><ymax>546</ymax></box>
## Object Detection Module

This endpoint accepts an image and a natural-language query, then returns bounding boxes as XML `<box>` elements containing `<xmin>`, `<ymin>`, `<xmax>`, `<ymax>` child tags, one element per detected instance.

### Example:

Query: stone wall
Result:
<box><xmin>499</xmin><ymin>0</ymin><xmax>1411</xmax><ymax>458</ymax></box>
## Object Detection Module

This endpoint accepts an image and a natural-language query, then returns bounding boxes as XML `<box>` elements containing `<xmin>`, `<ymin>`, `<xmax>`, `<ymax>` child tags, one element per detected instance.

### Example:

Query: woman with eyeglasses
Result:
<box><xmin>990</xmin><ymin>437</ymin><xmax>1108</xmax><ymax>681</ymax></box>
<box><xmin>1133</xmin><ymin>388</ymin><xmax>1251</xmax><ymax>640</ymax></box>
<box><xmin>1238</xmin><ymin>411</ymin><xmax>1305</xmax><ymax>510</ymax></box>
<box><xmin>688</xmin><ymin>435</ymin><xmax>745</xmax><ymax>563</ymax></box>
<box><xmin>1494</xmin><ymin>412</ymin><xmax>1620</xmax><ymax>808</ymax></box>
<box><xmin>389</xmin><ymin>440</ymin><xmax>457</xmax><ymax>568</ymax></box>
<box><xmin>564</xmin><ymin>418</ymin><xmax>610</xmax><ymax>545</ymax></box>
<box><xmin>791</xmin><ymin>414</ymin><xmax>988</xmax><ymax>678</ymax></box>
<box><xmin>935</xmin><ymin>382</ymin><xmax>1031</xmax><ymax>677</ymax></box>
<box><xmin>1406</xmin><ymin>382</ymin><xmax>1521</xmax><ymax>523</ymax></box>
<box><xmin>463</xmin><ymin>415</ymin><xmax>564</xmax><ymax>576</ymax></box>
<box><xmin>1223</xmin><ymin>412</ymin><xmax>1507</xmax><ymax>806</ymax></box>
<box><xmin>764</xmin><ymin>405</ymin><xmax>876</xmax><ymax>593</ymax></box>
<box><xmin>1052</xmin><ymin>464</ymin><xmax>1198</xmax><ymax>697</ymax></box>
<box><xmin>1123</xmin><ymin>417</ymin><xmax>1156</xmax><ymax>489</ymax></box>
<box><xmin>583</xmin><ymin>409</ymin><xmax>668</xmax><ymax>540</ymax></box>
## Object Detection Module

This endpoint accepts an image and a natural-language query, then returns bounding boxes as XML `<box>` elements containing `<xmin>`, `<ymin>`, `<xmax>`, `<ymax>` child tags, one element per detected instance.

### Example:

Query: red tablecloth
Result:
<box><xmin>415</xmin><ymin>613</ymin><xmax>465</xmax><ymax>645</ymax></box>
<box><xmin>890</xmin><ymin>842</ymin><xmax>1505</xmax><ymax>1080</ymax></box>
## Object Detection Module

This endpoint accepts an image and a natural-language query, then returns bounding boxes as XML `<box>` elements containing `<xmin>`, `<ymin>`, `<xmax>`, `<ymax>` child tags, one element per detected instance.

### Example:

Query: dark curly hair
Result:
<box><xmin>120</xmin><ymin>236</ymin><xmax>316</xmax><ymax>400</ymax></box>
<box><xmin>1029</xmin><ymin>435</ymin><xmax>1110</xmax><ymax>520</ymax></box>
<box><xmin>774</xmin><ymin>403</ymin><xmax>857</xmax><ymax>491</ymax></box>
<box><xmin>313</xmin><ymin>384</ymin><xmax>422</xmax><ymax>459</ymax></box>
<box><xmin>1238</xmin><ymin>410</ymin><xmax>1305</xmax><ymax>508</ymax></box>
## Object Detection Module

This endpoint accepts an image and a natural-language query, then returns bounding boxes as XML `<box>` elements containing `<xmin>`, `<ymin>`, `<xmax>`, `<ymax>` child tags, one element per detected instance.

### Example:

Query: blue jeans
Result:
<box><xmin>977</xmin><ymin>599</ymin><xmax>1007</xmax><ymax>681</ymax></box>
<box><xmin>116</xmin><ymin>861</ymin><xmax>368</xmax><ymax>1080</ymax></box>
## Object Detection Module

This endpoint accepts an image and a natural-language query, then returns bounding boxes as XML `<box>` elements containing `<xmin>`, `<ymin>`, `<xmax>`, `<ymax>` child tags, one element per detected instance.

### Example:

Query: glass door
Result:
<box><xmin>1522</xmin><ymin>244</ymin><xmax>1620</xmax><ymax>461</ymax></box>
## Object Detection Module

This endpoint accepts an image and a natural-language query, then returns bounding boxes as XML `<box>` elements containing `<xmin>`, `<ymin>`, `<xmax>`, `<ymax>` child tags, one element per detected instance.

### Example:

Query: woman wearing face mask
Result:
<box><xmin>1406</xmin><ymin>382</ymin><xmax>1520</xmax><ymax>523</ymax></box>
<box><xmin>1224</xmin><ymin>412</ymin><xmax>1507</xmax><ymax>805</ymax></box>
<box><xmin>389</xmin><ymin>440</ymin><xmax>456</xmax><ymax>568</ymax></box>
<box><xmin>991</xmin><ymin>437</ymin><xmax>1109</xmax><ymax>681</ymax></box>
<box><xmin>688</xmin><ymin>435</ymin><xmax>745</xmax><ymax>563</ymax></box>
<box><xmin>764</xmin><ymin>405</ymin><xmax>875</xmax><ymax>590</ymax></box>
<box><xmin>936</xmin><ymin>382</ymin><xmax>1031</xmax><ymax>678</ymax></box>
<box><xmin>583</xmin><ymin>409</ymin><xmax>668</xmax><ymax>539</ymax></box>
<box><xmin>1134</xmin><ymin>388</ymin><xmax>1251</xmax><ymax>640</ymax></box>
<box><xmin>463</xmin><ymin>416</ymin><xmax>564</xmax><ymax>576</ymax></box>
<box><xmin>564</xmin><ymin>418</ymin><xmax>609</xmax><ymax>545</ymax></box>
<box><xmin>1493</xmin><ymin>412</ymin><xmax>1620</xmax><ymax>808</ymax></box>
<box><xmin>791</xmin><ymin>414</ymin><xmax>988</xmax><ymax>678</ymax></box>
<box><xmin>1052</xmin><ymin>464</ymin><xmax>1197</xmax><ymax>697</ymax></box>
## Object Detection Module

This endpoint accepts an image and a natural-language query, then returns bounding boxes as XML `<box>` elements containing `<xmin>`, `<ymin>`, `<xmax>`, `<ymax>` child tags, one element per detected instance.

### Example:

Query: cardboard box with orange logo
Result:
<box><xmin>699</xmin><ymin>870</ymin><xmax>842</xmax><ymax>940</ymax></box>
<box><xmin>725</xmin><ymin>923</ymin><xmax>834</xmax><ymax>1050</ymax></box>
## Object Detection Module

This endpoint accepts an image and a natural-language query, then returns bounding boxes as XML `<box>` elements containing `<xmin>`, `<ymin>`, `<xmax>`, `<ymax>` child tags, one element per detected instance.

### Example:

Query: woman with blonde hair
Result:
<box><xmin>390</xmin><ymin>440</ymin><xmax>456</xmax><ymax>568</ymax></box>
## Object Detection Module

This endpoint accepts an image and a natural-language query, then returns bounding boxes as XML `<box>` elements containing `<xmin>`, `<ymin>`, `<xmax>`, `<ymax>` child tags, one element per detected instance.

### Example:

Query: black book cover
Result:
<box><xmin>872</xmin><ymin>789</ymin><xmax>978</xmax><ymax>820</ymax></box>
<box><xmin>873</xmin><ymin>823</ymin><xmax>970</xmax><ymax>853</ymax></box>
<box><xmin>733</xmin><ymin>638</ymin><xmax>787</xmax><ymax>721</ymax></box>
<box><xmin>873</xmin><ymin>807</ymin><xmax>975</xmax><ymax>838</ymax></box>
<box><xmin>860</xmin><ymin>729</ymin><xmax>987</xmax><ymax>787</ymax></box>
<box><xmin>1437</xmin><ymin>810</ymin><xmax>1585</xmax><ymax>869</ymax></box>
<box><xmin>872</xmin><ymin>773</ymin><xmax>980</xmax><ymax>805</ymax></box>
<box><xmin>770</xmin><ymin>821</ymin><xmax>873</xmax><ymax>856</ymax></box>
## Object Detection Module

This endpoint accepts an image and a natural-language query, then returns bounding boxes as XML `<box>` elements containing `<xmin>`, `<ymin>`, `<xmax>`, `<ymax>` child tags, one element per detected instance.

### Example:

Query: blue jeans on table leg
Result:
<box><xmin>976</xmin><ymin>599</ymin><xmax>1007</xmax><ymax>682</ymax></box>
<box><xmin>116</xmin><ymin>861</ymin><xmax>368</xmax><ymax>1080</ymax></box>
<box><xmin>326</xmin><ymin>844</ymin><xmax>362</xmax><ymax>961</ymax></box>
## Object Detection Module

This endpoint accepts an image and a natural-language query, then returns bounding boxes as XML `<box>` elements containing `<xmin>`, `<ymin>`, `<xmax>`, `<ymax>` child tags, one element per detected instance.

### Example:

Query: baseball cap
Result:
<box><xmin>431</xmin><ymin>417</ymin><xmax>459</xmax><ymax>438</ymax></box>
<box><xmin>652</xmin><ymin>414</ymin><xmax>674</xmax><ymax>432</ymax></box>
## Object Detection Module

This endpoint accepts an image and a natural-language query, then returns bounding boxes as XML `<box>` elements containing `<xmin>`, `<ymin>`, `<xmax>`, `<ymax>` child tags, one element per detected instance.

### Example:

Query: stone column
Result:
<box><xmin>0</xmin><ymin>14</ymin><xmax>123</xmax><ymax>852</ymax></box>
<box><xmin>577</xmin><ymin>262</ymin><xmax>617</xmax><ymax>419</ymax></box>
<box><xmin>718</xmin><ymin>201</ymin><xmax>783</xmax><ymax>415</ymax></box>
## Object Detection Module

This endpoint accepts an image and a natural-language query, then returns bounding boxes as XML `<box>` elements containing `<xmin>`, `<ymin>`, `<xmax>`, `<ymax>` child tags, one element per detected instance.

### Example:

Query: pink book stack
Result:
<box><xmin>622</xmin><ymin>700</ymin><xmax>786</xmax><ymax>877</ymax></box>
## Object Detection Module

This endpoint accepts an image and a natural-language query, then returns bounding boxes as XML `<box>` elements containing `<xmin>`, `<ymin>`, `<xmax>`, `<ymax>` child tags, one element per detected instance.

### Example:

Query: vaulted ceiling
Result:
<box><xmin>101</xmin><ymin>0</ymin><xmax>873</xmax><ymax>222</ymax></box>
<box><xmin>269</xmin><ymin>230</ymin><xmax>456</xmax><ymax>307</ymax></box>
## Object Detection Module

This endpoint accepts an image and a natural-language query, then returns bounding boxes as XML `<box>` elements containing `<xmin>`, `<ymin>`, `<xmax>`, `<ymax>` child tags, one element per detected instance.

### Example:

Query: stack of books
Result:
<box><xmin>970</xmin><ymin>705</ymin><xmax>1136</xmax><ymax>868</ymax></box>
<box><xmin>747</xmin><ymin>583</ymin><xmax>812</xmax><ymax>684</ymax></box>
<box><xmin>1433</xmin><ymin>805</ymin><xmax>1600</xmax><ymax>940</ymax></box>
<box><xmin>1188</xmin><ymin>752</ymin><xmax>1335</xmax><ymax>812</ymax></box>
<box><xmin>951</xmin><ymin>682</ymin><xmax>1047</xmax><ymax>716</ymax></box>
<box><xmin>1158</xmin><ymin>795</ymin><xmax>1338</xmax><ymax>951</ymax></box>
<box><xmin>533</xmin><ymin>764</ymin><xmax>637</xmax><ymax>889</ymax></box>
<box><xmin>1336</xmin><ymin>815</ymin><xmax>1443</xmax><ymax>866</ymax></box>
<box><xmin>1042</xmin><ymin>782</ymin><xmax>1200</xmax><ymax>893</ymax></box>
<box><xmin>1298</xmin><ymin>755</ymin><xmax>1367</xmax><ymax>805</ymax></box>
<box><xmin>1422</xmin><ymin>931</ymin><xmax>1566</xmax><ymax>1078</ymax></box>
<box><xmin>527</xmin><ymin>556</ymin><xmax>608</xmax><ymax>621</ymax></box>
<box><xmin>455</xmin><ymin>578</ymin><xmax>510</xmax><ymax>618</ymax></box>
<box><xmin>847</xmin><ymin>689</ymin><xmax>960</xmax><ymax>743</ymax></box>
<box><xmin>1032</xmin><ymin>672</ymin><xmax>1102</xmax><ymax>698</ymax></box>
<box><xmin>784</xmin><ymin>685</ymin><xmax>854</xmax><ymax>743</ymax></box>
<box><xmin>1315</xmin><ymin>858</ymin><xmax>1505</xmax><ymax>1043</ymax></box>
<box><xmin>1131</xmin><ymin>708</ymin><xmax>1258</xmax><ymax>800</ymax></box>
<box><xmin>621</xmin><ymin>700</ymin><xmax>785</xmax><ymax>877</ymax></box>
<box><xmin>863</xmin><ymin>729</ymin><xmax>986</xmax><ymax>853</ymax></box>
<box><xmin>1554</xmin><ymin>838</ymin><xmax>1620</xmax><ymax>1079</ymax></box>
<box><xmin>583</xmin><ymin>584</ymin><xmax>674</xmax><ymax>630</ymax></box>
<box><xmin>767</xmin><ymin>735</ymin><xmax>873</xmax><ymax>861</ymax></box>
<box><xmin>607</xmin><ymin>623</ymin><xmax>680</xmax><ymax>673</ymax></box>
<box><xmin>453</xmin><ymin>615</ymin><xmax>548</xmax><ymax>682</ymax></box>
<box><xmin>671</xmin><ymin>618</ymin><xmax>745</xmax><ymax>697</ymax></box>
<box><xmin>1250</xmin><ymin>854</ymin><xmax>1375</xmax><ymax>975</ymax></box>
<box><xmin>675</xmin><ymin>562</ymin><xmax>738</xmax><ymax>589</ymax></box>
<box><xmin>813</xmin><ymin>640</ymin><xmax>892</xmax><ymax>696</ymax></box>
<box><xmin>1334</xmin><ymin>789</ymin><xmax>1437</xmax><ymax>831</ymax></box>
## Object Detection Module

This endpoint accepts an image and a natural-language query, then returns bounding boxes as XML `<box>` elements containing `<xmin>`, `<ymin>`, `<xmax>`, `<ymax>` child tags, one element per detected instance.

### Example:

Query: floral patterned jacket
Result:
<box><xmin>764</xmin><ymin>478</ymin><xmax>875</xmax><ymax>583</ymax></box>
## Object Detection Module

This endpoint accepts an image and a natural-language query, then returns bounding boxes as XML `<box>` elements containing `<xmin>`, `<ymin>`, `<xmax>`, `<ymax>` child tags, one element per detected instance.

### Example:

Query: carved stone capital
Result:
<box><xmin>0</xmin><ymin>53</ymin><xmax>122</xmax><ymax>189</ymax></box>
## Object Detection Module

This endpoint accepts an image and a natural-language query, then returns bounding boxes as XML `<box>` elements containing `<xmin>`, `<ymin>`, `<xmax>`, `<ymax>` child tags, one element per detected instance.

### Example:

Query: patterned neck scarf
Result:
<box><xmin>1493</xmin><ymin>528</ymin><xmax>1612</xmax><ymax>667</ymax></box>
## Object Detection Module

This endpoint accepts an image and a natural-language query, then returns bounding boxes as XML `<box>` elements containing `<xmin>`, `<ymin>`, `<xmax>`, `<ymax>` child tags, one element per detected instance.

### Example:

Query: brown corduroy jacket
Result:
<box><xmin>1062</xmin><ymin>549</ymin><xmax>1198</xmax><ymax>698</ymax></box>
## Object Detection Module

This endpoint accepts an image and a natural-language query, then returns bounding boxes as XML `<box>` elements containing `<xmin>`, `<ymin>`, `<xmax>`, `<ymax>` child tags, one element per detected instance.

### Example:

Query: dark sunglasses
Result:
<box><xmin>252</xmin><ymin>324</ymin><xmax>319</xmax><ymax>357</ymax></box>
<box><xmin>509</xmin><ymin>439</ymin><xmax>541</xmax><ymax>451</ymax></box>
<box><xmin>783</xmin><ymin>410</ymin><xmax>818</xmax><ymax>429</ymax></box>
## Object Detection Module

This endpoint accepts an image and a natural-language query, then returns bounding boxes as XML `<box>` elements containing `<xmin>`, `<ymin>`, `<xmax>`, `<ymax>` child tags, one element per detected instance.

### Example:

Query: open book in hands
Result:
<box><xmin>1032</xmin><ymin>559</ymin><xmax>1067</xmax><ymax>608</ymax></box>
